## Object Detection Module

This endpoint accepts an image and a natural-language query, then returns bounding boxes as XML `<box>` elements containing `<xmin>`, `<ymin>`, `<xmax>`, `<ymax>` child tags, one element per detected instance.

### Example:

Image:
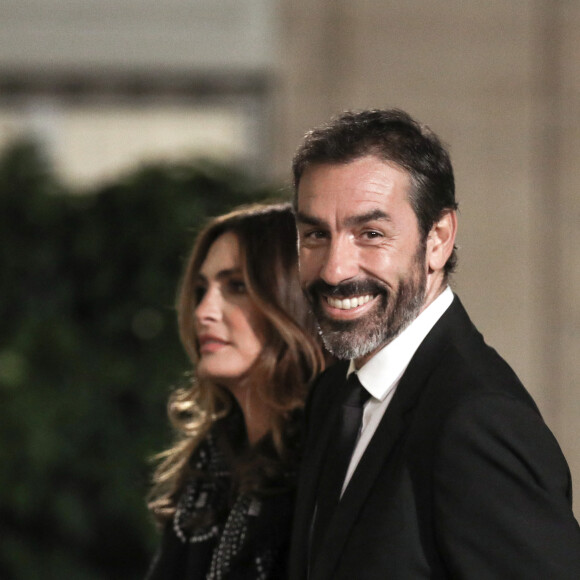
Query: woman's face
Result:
<box><xmin>193</xmin><ymin>232</ymin><xmax>265</xmax><ymax>387</ymax></box>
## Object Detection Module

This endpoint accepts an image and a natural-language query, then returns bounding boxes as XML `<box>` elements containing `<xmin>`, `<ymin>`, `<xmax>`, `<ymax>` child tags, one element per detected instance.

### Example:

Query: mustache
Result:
<box><xmin>305</xmin><ymin>278</ymin><xmax>388</xmax><ymax>299</ymax></box>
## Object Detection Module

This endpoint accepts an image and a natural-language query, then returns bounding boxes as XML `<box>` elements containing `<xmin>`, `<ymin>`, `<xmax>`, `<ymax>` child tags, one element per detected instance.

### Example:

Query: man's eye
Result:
<box><xmin>303</xmin><ymin>230</ymin><xmax>328</xmax><ymax>240</ymax></box>
<box><xmin>363</xmin><ymin>230</ymin><xmax>383</xmax><ymax>239</ymax></box>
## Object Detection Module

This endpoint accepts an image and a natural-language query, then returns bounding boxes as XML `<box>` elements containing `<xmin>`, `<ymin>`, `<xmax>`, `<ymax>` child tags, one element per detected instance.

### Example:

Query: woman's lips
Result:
<box><xmin>198</xmin><ymin>335</ymin><xmax>229</xmax><ymax>353</ymax></box>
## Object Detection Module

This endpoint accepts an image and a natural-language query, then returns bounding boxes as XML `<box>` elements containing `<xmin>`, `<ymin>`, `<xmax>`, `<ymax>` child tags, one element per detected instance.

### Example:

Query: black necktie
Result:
<box><xmin>311</xmin><ymin>373</ymin><xmax>371</xmax><ymax>555</ymax></box>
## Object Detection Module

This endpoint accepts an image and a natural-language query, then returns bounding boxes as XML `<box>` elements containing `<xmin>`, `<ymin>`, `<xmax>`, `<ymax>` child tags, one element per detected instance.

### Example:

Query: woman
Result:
<box><xmin>146</xmin><ymin>202</ymin><xmax>325</xmax><ymax>579</ymax></box>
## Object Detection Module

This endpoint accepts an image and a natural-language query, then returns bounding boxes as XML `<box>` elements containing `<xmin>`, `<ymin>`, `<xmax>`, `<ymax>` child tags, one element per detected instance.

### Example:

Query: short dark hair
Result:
<box><xmin>292</xmin><ymin>109</ymin><xmax>458</xmax><ymax>275</ymax></box>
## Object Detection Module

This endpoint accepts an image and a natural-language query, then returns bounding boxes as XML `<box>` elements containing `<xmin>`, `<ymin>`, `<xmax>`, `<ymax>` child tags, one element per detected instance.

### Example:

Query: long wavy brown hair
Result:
<box><xmin>147</xmin><ymin>202</ymin><xmax>325</xmax><ymax>524</ymax></box>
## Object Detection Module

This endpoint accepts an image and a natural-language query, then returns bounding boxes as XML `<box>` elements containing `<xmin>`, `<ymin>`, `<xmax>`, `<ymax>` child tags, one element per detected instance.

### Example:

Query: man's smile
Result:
<box><xmin>325</xmin><ymin>294</ymin><xmax>375</xmax><ymax>310</ymax></box>
<box><xmin>321</xmin><ymin>293</ymin><xmax>380</xmax><ymax>319</ymax></box>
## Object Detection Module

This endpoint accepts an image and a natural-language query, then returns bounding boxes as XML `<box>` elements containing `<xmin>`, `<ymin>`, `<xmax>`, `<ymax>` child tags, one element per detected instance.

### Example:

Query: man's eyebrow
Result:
<box><xmin>296</xmin><ymin>208</ymin><xmax>391</xmax><ymax>228</ymax></box>
<box><xmin>344</xmin><ymin>209</ymin><xmax>391</xmax><ymax>227</ymax></box>
<box><xmin>295</xmin><ymin>211</ymin><xmax>325</xmax><ymax>227</ymax></box>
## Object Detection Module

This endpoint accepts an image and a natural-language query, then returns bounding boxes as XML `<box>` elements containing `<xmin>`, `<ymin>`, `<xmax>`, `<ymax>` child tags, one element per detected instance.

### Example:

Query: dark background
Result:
<box><xmin>0</xmin><ymin>140</ymin><xmax>279</xmax><ymax>579</ymax></box>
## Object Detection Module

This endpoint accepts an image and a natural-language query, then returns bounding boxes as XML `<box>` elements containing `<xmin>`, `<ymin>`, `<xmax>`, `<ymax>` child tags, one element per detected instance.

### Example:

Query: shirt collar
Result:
<box><xmin>348</xmin><ymin>286</ymin><xmax>454</xmax><ymax>401</ymax></box>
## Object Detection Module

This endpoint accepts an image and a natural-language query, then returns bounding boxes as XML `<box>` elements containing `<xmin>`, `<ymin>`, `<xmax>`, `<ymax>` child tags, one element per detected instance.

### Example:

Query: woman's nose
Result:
<box><xmin>194</xmin><ymin>287</ymin><xmax>222</xmax><ymax>323</ymax></box>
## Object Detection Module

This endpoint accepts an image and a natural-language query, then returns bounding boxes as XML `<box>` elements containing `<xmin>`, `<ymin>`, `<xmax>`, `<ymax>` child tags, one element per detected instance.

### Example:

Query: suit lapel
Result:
<box><xmin>309</xmin><ymin>297</ymin><xmax>472</xmax><ymax>580</ymax></box>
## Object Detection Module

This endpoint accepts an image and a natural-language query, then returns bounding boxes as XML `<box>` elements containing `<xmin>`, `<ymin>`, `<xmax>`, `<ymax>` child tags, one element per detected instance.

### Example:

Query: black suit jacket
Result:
<box><xmin>289</xmin><ymin>296</ymin><xmax>580</xmax><ymax>579</ymax></box>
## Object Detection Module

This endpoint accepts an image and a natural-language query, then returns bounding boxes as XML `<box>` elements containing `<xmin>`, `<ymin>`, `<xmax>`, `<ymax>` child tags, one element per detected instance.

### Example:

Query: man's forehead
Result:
<box><xmin>297</xmin><ymin>157</ymin><xmax>410</xmax><ymax>200</ymax></box>
<box><xmin>296</xmin><ymin>181</ymin><xmax>412</xmax><ymax>227</ymax></box>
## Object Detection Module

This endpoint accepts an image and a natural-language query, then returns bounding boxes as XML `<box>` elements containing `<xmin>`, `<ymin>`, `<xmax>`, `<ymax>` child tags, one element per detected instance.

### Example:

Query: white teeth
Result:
<box><xmin>327</xmin><ymin>295</ymin><xmax>373</xmax><ymax>310</ymax></box>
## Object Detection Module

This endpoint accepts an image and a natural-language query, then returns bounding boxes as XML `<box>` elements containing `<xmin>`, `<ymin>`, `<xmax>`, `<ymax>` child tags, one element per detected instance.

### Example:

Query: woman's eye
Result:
<box><xmin>194</xmin><ymin>286</ymin><xmax>206</xmax><ymax>304</ymax></box>
<box><xmin>228</xmin><ymin>280</ymin><xmax>247</xmax><ymax>294</ymax></box>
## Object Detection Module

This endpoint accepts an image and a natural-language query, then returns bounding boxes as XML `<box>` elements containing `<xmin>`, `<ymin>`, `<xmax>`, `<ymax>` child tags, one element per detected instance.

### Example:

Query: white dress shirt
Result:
<box><xmin>341</xmin><ymin>286</ymin><xmax>454</xmax><ymax>494</ymax></box>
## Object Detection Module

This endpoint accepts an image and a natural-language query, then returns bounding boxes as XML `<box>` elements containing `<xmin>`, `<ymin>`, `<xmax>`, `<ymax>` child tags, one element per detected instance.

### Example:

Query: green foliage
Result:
<box><xmin>0</xmin><ymin>140</ymin><xmax>282</xmax><ymax>579</ymax></box>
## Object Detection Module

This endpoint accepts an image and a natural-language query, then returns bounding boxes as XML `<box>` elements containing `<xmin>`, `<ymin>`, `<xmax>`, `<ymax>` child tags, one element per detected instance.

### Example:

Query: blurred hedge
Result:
<box><xmin>0</xmin><ymin>141</ymin><xmax>282</xmax><ymax>580</ymax></box>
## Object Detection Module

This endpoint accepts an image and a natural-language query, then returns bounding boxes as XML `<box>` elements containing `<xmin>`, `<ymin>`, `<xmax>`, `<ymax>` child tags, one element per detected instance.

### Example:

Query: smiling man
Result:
<box><xmin>289</xmin><ymin>109</ymin><xmax>580</xmax><ymax>579</ymax></box>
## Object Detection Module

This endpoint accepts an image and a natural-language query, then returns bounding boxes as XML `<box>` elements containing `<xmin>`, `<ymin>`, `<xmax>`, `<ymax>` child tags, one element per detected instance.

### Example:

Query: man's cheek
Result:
<box><xmin>298</xmin><ymin>252</ymin><xmax>315</xmax><ymax>280</ymax></box>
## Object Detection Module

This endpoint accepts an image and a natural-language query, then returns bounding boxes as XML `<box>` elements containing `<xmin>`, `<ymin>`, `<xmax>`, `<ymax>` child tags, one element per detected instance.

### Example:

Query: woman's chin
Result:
<box><xmin>198</xmin><ymin>366</ymin><xmax>241</xmax><ymax>389</ymax></box>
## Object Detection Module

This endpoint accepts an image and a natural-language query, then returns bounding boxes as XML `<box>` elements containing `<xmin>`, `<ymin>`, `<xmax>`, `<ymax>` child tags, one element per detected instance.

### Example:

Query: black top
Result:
<box><xmin>146</xmin><ymin>403</ymin><xmax>300</xmax><ymax>580</ymax></box>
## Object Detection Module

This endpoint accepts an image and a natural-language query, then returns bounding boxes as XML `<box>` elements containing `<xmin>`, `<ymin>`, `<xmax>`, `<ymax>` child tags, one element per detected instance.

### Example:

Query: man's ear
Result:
<box><xmin>426</xmin><ymin>210</ymin><xmax>457</xmax><ymax>273</ymax></box>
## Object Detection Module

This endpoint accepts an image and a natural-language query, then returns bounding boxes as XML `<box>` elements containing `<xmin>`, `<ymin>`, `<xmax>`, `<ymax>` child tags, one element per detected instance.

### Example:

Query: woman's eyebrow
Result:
<box><xmin>196</xmin><ymin>268</ymin><xmax>243</xmax><ymax>282</ymax></box>
<box><xmin>216</xmin><ymin>268</ymin><xmax>242</xmax><ymax>280</ymax></box>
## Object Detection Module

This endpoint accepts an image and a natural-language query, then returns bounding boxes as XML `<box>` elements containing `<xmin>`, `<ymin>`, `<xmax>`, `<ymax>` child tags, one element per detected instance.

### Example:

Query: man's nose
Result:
<box><xmin>194</xmin><ymin>287</ymin><xmax>222</xmax><ymax>323</ymax></box>
<box><xmin>319</xmin><ymin>237</ymin><xmax>359</xmax><ymax>286</ymax></box>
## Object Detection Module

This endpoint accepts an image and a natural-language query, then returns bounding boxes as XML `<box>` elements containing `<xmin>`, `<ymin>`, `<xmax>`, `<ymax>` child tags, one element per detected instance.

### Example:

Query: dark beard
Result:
<box><xmin>305</xmin><ymin>250</ymin><xmax>427</xmax><ymax>360</ymax></box>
